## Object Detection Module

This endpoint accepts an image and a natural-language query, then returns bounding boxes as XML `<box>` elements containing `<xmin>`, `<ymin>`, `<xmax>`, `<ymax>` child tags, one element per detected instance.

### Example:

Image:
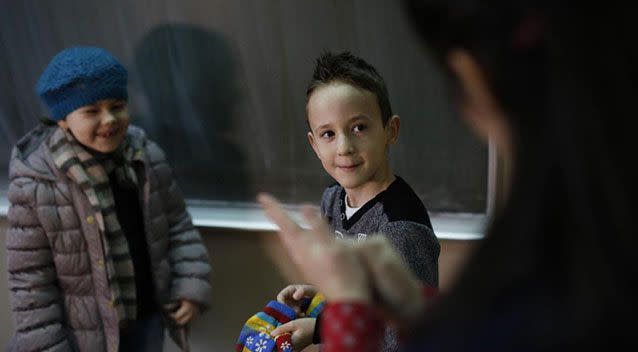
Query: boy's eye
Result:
<box><xmin>352</xmin><ymin>124</ymin><xmax>367</xmax><ymax>133</ymax></box>
<box><xmin>320</xmin><ymin>131</ymin><xmax>334</xmax><ymax>139</ymax></box>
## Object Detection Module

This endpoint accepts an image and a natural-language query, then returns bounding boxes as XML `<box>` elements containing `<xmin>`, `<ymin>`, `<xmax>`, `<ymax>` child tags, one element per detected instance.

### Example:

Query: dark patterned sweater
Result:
<box><xmin>316</xmin><ymin>176</ymin><xmax>440</xmax><ymax>352</ymax></box>
<box><xmin>320</xmin><ymin>176</ymin><xmax>439</xmax><ymax>285</ymax></box>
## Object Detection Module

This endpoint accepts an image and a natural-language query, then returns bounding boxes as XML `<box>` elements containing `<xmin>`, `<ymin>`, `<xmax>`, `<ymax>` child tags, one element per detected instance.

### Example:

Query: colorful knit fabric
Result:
<box><xmin>236</xmin><ymin>294</ymin><xmax>327</xmax><ymax>352</ymax></box>
<box><xmin>302</xmin><ymin>292</ymin><xmax>326</xmax><ymax>318</ymax></box>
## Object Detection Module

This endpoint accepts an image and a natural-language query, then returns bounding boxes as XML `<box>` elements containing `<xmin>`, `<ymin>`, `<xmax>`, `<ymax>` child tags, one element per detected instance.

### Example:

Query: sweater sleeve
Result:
<box><xmin>317</xmin><ymin>287</ymin><xmax>438</xmax><ymax>351</ymax></box>
<box><xmin>380</xmin><ymin>221</ymin><xmax>440</xmax><ymax>287</ymax></box>
<box><xmin>149</xmin><ymin>142</ymin><xmax>212</xmax><ymax>308</ymax></box>
<box><xmin>6</xmin><ymin>176</ymin><xmax>74</xmax><ymax>352</ymax></box>
<box><xmin>320</xmin><ymin>302</ymin><xmax>384</xmax><ymax>352</ymax></box>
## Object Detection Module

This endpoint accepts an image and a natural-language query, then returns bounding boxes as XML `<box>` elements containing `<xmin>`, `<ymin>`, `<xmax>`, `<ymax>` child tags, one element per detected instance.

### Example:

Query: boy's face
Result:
<box><xmin>307</xmin><ymin>82</ymin><xmax>399</xmax><ymax>192</ymax></box>
<box><xmin>58</xmin><ymin>99</ymin><xmax>130</xmax><ymax>153</ymax></box>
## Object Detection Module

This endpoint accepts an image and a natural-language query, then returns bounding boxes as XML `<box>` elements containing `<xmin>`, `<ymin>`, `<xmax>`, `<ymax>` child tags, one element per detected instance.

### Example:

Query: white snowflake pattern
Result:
<box><xmin>246</xmin><ymin>336</ymin><xmax>254</xmax><ymax>346</ymax></box>
<box><xmin>279</xmin><ymin>341</ymin><xmax>291</xmax><ymax>351</ymax></box>
<box><xmin>254</xmin><ymin>339</ymin><xmax>268</xmax><ymax>352</ymax></box>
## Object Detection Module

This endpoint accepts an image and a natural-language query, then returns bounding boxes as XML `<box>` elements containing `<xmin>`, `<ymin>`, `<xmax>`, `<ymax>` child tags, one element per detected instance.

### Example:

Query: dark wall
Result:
<box><xmin>0</xmin><ymin>0</ymin><xmax>487</xmax><ymax>212</ymax></box>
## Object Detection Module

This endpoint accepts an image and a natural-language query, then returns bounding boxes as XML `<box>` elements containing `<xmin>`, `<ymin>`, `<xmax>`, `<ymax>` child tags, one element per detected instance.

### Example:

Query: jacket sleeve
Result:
<box><xmin>150</xmin><ymin>142</ymin><xmax>212</xmax><ymax>309</ymax></box>
<box><xmin>380</xmin><ymin>221</ymin><xmax>441</xmax><ymax>287</ymax></box>
<box><xmin>6</xmin><ymin>176</ymin><xmax>74</xmax><ymax>352</ymax></box>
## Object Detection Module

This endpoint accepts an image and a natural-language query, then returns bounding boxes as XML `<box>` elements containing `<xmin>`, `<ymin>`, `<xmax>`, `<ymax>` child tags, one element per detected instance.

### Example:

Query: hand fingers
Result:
<box><xmin>258</xmin><ymin>193</ymin><xmax>306</xmax><ymax>256</ymax></box>
<box><xmin>258</xmin><ymin>193</ymin><xmax>302</xmax><ymax>234</ymax></box>
<box><xmin>354</xmin><ymin>235</ymin><xmax>387</xmax><ymax>251</ymax></box>
<box><xmin>357</xmin><ymin>236</ymin><xmax>397</xmax><ymax>267</ymax></box>
<box><xmin>277</xmin><ymin>285</ymin><xmax>297</xmax><ymax>303</ymax></box>
<box><xmin>278</xmin><ymin>286</ymin><xmax>310</xmax><ymax>304</ymax></box>
<box><xmin>171</xmin><ymin>303</ymin><xmax>190</xmax><ymax>322</ymax></box>
<box><xmin>292</xmin><ymin>287</ymin><xmax>306</xmax><ymax>300</ymax></box>
<box><xmin>175</xmin><ymin>311</ymin><xmax>193</xmax><ymax>326</ymax></box>
<box><xmin>271</xmin><ymin>321</ymin><xmax>296</xmax><ymax>336</ymax></box>
<box><xmin>300</xmin><ymin>205</ymin><xmax>333</xmax><ymax>243</ymax></box>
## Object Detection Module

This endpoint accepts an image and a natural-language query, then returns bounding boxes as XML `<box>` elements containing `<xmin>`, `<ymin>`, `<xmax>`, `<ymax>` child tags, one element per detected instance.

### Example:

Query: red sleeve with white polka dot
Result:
<box><xmin>320</xmin><ymin>302</ymin><xmax>384</xmax><ymax>352</ymax></box>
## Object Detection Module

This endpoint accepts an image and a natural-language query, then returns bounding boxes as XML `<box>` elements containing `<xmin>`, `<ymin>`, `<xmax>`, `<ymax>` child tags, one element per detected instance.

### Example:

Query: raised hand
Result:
<box><xmin>258</xmin><ymin>193</ymin><xmax>371</xmax><ymax>303</ymax></box>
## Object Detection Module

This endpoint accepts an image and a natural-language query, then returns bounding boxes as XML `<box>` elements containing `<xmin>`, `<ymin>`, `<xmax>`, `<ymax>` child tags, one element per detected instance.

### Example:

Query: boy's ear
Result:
<box><xmin>57</xmin><ymin>119</ymin><xmax>68</xmax><ymax>130</ymax></box>
<box><xmin>386</xmin><ymin>115</ymin><xmax>400</xmax><ymax>144</ymax></box>
<box><xmin>307</xmin><ymin>131</ymin><xmax>321</xmax><ymax>159</ymax></box>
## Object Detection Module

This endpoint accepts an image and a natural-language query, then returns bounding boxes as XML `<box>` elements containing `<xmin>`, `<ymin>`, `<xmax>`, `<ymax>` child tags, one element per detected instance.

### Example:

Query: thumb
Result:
<box><xmin>271</xmin><ymin>321</ymin><xmax>296</xmax><ymax>337</ymax></box>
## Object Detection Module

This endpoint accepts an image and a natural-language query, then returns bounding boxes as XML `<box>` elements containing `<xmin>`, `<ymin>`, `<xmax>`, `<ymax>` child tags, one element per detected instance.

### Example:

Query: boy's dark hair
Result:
<box><xmin>306</xmin><ymin>51</ymin><xmax>393</xmax><ymax>125</ymax></box>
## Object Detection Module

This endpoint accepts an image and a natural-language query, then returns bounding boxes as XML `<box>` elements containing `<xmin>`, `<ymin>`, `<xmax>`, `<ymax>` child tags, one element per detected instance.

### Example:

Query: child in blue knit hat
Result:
<box><xmin>5</xmin><ymin>46</ymin><xmax>211</xmax><ymax>352</ymax></box>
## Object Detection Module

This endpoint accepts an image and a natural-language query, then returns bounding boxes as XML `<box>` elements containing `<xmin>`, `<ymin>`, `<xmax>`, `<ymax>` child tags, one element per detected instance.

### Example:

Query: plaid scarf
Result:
<box><xmin>49</xmin><ymin>126</ymin><xmax>139</xmax><ymax>324</ymax></box>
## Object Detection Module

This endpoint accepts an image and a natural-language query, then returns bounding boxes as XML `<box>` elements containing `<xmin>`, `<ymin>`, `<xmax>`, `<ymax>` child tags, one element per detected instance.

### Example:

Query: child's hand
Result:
<box><xmin>270</xmin><ymin>318</ymin><xmax>316</xmax><ymax>351</ymax></box>
<box><xmin>170</xmin><ymin>299</ymin><xmax>200</xmax><ymax>326</ymax></box>
<box><xmin>277</xmin><ymin>284</ymin><xmax>317</xmax><ymax>316</ymax></box>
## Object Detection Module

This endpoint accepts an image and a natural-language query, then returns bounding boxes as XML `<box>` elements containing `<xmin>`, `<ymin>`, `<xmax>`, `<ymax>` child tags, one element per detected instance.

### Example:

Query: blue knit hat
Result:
<box><xmin>36</xmin><ymin>47</ymin><xmax>128</xmax><ymax>120</ymax></box>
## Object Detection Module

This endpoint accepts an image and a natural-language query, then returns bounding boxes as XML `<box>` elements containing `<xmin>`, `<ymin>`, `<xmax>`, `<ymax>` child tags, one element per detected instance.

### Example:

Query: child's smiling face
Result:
<box><xmin>59</xmin><ymin>99</ymin><xmax>130</xmax><ymax>153</ymax></box>
<box><xmin>307</xmin><ymin>81</ymin><xmax>399</xmax><ymax>195</ymax></box>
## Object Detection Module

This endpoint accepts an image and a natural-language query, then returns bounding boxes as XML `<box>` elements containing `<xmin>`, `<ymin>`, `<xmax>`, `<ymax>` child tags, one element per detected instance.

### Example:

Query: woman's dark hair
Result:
<box><xmin>404</xmin><ymin>0</ymin><xmax>637</xmax><ymax>347</ymax></box>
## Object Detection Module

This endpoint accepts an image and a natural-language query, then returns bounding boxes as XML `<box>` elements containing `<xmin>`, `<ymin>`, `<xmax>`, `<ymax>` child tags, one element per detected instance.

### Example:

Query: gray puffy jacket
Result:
<box><xmin>5</xmin><ymin>124</ymin><xmax>211</xmax><ymax>352</ymax></box>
